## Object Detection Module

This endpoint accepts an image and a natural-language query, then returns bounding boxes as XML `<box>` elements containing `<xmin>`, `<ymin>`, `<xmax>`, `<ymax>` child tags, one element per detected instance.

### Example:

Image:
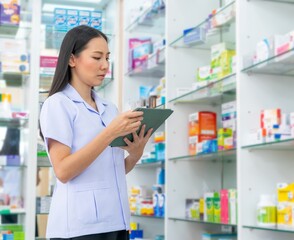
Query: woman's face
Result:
<box><xmin>69</xmin><ymin>37</ymin><xmax>110</xmax><ymax>87</ymax></box>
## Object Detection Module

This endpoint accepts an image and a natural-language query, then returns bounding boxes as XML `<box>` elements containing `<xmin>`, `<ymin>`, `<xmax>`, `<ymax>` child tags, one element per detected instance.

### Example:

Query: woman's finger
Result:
<box><xmin>123</xmin><ymin>137</ymin><xmax>132</xmax><ymax>146</ymax></box>
<box><xmin>145</xmin><ymin>128</ymin><xmax>153</xmax><ymax>139</ymax></box>
<box><xmin>132</xmin><ymin>132</ymin><xmax>139</xmax><ymax>142</ymax></box>
<box><xmin>139</xmin><ymin>125</ymin><xmax>146</xmax><ymax>138</ymax></box>
<box><xmin>129</xmin><ymin>121</ymin><xmax>141</xmax><ymax>132</ymax></box>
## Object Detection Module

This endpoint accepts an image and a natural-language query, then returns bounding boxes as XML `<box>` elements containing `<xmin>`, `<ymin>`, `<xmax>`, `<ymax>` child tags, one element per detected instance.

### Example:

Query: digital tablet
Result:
<box><xmin>110</xmin><ymin>108</ymin><xmax>174</xmax><ymax>147</ymax></box>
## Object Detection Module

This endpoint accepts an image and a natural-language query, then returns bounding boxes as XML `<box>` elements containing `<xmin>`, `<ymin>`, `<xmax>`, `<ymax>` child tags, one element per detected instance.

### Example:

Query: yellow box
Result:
<box><xmin>277</xmin><ymin>183</ymin><xmax>294</xmax><ymax>202</ymax></box>
<box><xmin>218</xmin><ymin>128</ymin><xmax>233</xmax><ymax>151</ymax></box>
<box><xmin>277</xmin><ymin>202</ymin><xmax>293</xmax><ymax>227</ymax></box>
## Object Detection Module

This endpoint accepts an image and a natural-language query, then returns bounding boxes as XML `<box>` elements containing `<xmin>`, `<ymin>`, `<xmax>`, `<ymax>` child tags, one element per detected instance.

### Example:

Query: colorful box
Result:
<box><xmin>229</xmin><ymin>189</ymin><xmax>237</xmax><ymax>224</ymax></box>
<box><xmin>0</xmin><ymin>0</ymin><xmax>20</xmax><ymax>26</ymax></box>
<box><xmin>218</xmin><ymin>128</ymin><xmax>233</xmax><ymax>150</ymax></box>
<box><xmin>221</xmin><ymin>189</ymin><xmax>229</xmax><ymax>224</ymax></box>
<box><xmin>66</xmin><ymin>9</ymin><xmax>79</xmax><ymax>29</ymax></box>
<box><xmin>79</xmin><ymin>10</ymin><xmax>90</xmax><ymax>26</ymax></box>
<box><xmin>277</xmin><ymin>183</ymin><xmax>294</xmax><ymax>202</ymax></box>
<box><xmin>188</xmin><ymin>112</ymin><xmax>217</xmax><ymax>137</ymax></box>
<box><xmin>277</xmin><ymin>202</ymin><xmax>293</xmax><ymax>227</ymax></box>
<box><xmin>54</xmin><ymin>8</ymin><xmax>67</xmax><ymax>30</ymax></box>
<box><xmin>90</xmin><ymin>11</ymin><xmax>103</xmax><ymax>30</ymax></box>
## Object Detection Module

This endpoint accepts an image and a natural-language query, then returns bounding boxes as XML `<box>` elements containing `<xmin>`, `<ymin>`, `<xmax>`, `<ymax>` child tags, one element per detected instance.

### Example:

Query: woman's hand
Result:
<box><xmin>122</xmin><ymin>125</ymin><xmax>153</xmax><ymax>173</ymax></box>
<box><xmin>107</xmin><ymin>110</ymin><xmax>143</xmax><ymax>138</ymax></box>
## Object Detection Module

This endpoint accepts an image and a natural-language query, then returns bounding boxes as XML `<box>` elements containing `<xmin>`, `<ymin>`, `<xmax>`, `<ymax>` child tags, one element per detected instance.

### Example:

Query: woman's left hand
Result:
<box><xmin>121</xmin><ymin>125</ymin><xmax>153</xmax><ymax>161</ymax></box>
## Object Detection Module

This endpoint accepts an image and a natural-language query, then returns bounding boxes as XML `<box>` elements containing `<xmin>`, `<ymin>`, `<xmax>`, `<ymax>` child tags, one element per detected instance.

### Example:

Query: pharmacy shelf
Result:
<box><xmin>242</xmin><ymin>49</ymin><xmax>294</xmax><ymax>76</ymax></box>
<box><xmin>127</xmin><ymin>62</ymin><xmax>165</xmax><ymax>78</ymax></box>
<box><xmin>169</xmin><ymin>217</ymin><xmax>237</xmax><ymax>227</ymax></box>
<box><xmin>0</xmin><ymin>118</ymin><xmax>28</xmax><ymax>128</ymax></box>
<box><xmin>242</xmin><ymin>138</ymin><xmax>294</xmax><ymax>151</ymax></box>
<box><xmin>169</xmin><ymin>1</ymin><xmax>235</xmax><ymax>50</ymax></box>
<box><xmin>125</xmin><ymin>6</ymin><xmax>165</xmax><ymax>35</ymax></box>
<box><xmin>131</xmin><ymin>214</ymin><xmax>164</xmax><ymax>219</ymax></box>
<box><xmin>135</xmin><ymin>160</ymin><xmax>165</xmax><ymax>168</ymax></box>
<box><xmin>168</xmin><ymin>74</ymin><xmax>236</xmax><ymax>105</ymax></box>
<box><xmin>169</xmin><ymin>149</ymin><xmax>236</xmax><ymax>163</ymax></box>
<box><xmin>243</xmin><ymin>225</ymin><xmax>294</xmax><ymax>233</ymax></box>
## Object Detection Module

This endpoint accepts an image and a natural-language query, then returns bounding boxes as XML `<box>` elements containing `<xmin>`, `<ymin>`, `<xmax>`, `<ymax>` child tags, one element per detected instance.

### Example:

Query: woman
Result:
<box><xmin>40</xmin><ymin>25</ymin><xmax>152</xmax><ymax>240</ymax></box>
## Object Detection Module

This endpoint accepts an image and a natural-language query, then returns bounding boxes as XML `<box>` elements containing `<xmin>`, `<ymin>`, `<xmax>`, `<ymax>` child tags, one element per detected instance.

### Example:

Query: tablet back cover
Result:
<box><xmin>110</xmin><ymin>108</ymin><xmax>173</xmax><ymax>147</ymax></box>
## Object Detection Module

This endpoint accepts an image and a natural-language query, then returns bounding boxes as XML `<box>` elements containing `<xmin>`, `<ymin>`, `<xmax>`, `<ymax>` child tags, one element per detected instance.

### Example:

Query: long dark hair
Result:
<box><xmin>48</xmin><ymin>25</ymin><xmax>108</xmax><ymax>97</ymax></box>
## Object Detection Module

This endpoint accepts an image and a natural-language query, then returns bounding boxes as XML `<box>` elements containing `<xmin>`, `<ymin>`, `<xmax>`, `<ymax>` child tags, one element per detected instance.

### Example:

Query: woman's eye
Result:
<box><xmin>93</xmin><ymin>57</ymin><xmax>101</xmax><ymax>60</ymax></box>
<box><xmin>106</xmin><ymin>58</ymin><xmax>110</xmax><ymax>62</ymax></box>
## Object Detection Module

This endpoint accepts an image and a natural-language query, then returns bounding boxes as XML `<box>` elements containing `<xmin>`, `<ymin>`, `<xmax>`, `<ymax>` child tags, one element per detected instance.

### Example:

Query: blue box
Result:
<box><xmin>130</xmin><ymin>230</ymin><xmax>143</xmax><ymax>239</ymax></box>
<box><xmin>79</xmin><ymin>10</ymin><xmax>90</xmax><ymax>26</ymax></box>
<box><xmin>54</xmin><ymin>8</ymin><xmax>67</xmax><ymax>31</ymax></box>
<box><xmin>183</xmin><ymin>27</ymin><xmax>206</xmax><ymax>45</ymax></box>
<box><xmin>90</xmin><ymin>11</ymin><xmax>102</xmax><ymax>30</ymax></box>
<box><xmin>66</xmin><ymin>9</ymin><xmax>79</xmax><ymax>29</ymax></box>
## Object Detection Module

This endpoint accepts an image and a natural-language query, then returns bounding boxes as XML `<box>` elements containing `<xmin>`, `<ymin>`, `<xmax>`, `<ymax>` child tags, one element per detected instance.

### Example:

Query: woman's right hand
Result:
<box><xmin>108</xmin><ymin>110</ymin><xmax>143</xmax><ymax>138</ymax></box>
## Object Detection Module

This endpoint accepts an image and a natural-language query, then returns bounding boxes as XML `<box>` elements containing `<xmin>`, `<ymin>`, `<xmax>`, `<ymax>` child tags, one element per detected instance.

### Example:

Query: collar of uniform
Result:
<box><xmin>91</xmin><ymin>88</ymin><xmax>108</xmax><ymax>115</ymax></box>
<box><xmin>63</xmin><ymin>84</ymin><xmax>108</xmax><ymax>114</ymax></box>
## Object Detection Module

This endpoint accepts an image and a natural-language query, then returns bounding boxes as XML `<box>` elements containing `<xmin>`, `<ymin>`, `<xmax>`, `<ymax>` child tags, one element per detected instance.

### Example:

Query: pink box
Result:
<box><xmin>221</xmin><ymin>189</ymin><xmax>229</xmax><ymax>224</ymax></box>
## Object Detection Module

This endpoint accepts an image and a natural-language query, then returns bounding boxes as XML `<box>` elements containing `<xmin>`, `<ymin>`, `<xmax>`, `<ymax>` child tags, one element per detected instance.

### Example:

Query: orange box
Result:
<box><xmin>154</xmin><ymin>131</ymin><xmax>165</xmax><ymax>142</ymax></box>
<box><xmin>188</xmin><ymin>112</ymin><xmax>217</xmax><ymax>137</ymax></box>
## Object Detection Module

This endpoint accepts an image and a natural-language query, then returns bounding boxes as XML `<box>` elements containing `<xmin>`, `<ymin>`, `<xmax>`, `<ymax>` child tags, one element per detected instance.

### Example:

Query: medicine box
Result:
<box><xmin>188</xmin><ymin>112</ymin><xmax>217</xmax><ymax>137</ymax></box>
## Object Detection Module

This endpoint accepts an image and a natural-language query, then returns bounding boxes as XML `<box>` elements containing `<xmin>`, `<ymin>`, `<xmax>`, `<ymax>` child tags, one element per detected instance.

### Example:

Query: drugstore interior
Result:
<box><xmin>1</xmin><ymin>0</ymin><xmax>294</xmax><ymax>239</ymax></box>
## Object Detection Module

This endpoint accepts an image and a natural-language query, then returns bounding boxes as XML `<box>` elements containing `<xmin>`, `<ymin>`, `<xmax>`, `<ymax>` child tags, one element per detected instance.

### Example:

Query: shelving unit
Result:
<box><xmin>169</xmin><ymin>217</ymin><xmax>237</xmax><ymax>227</ymax></box>
<box><xmin>165</xmin><ymin>1</ymin><xmax>237</xmax><ymax>240</ymax></box>
<box><xmin>169</xmin><ymin>1</ymin><xmax>235</xmax><ymax>50</ymax></box>
<box><xmin>238</xmin><ymin>0</ymin><xmax>294</xmax><ymax>239</ymax></box>
<box><xmin>123</xmin><ymin>2</ymin><xmax>166</xmax><ymax>239</ymax></box>
<box><xmin>242</xmin><ymin>48</ymin><xmax>294</xmax><ymax>76</ymax></box>
<box><xmin>168</xmin><ymin>74</ymin><xmax>236</xmax><ymax>105</ymax></box>
<box><xmin>0</xmin><ymin>0</ymin><xmax>40</xmax><ymax>239</ymax></box>
<box><xmin>132</xmin><ymin>214</ymin><xmax>164</xmax><ymax>219</ymax></box>
<box><xmin>169</xmin><ymin>149</ymin><xmax>236</xmax><ymax>163</ymax></box>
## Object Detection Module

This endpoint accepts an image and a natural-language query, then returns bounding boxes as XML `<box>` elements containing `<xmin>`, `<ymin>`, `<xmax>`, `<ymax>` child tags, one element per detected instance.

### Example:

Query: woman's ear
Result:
<box><xmin>69</xmin><ymin>54</ymin><xmax>75</xmax><ymax>67</ymax></box>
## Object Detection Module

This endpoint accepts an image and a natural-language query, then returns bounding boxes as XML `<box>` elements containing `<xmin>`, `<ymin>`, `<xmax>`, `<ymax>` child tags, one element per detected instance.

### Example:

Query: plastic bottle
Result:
<box><xmin>257</xmin><ymin>194</ymin><xmax>277</xmax><ymax>227</ymax></box>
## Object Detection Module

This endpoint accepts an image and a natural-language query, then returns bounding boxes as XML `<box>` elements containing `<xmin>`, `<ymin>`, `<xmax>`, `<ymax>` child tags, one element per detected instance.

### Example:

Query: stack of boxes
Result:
<box><xmin>183</xmin><ymin>1</ymin><xmax>235</xmax><ymax>47</ymax></box>
<box><xmin>249</xmin><ymin>108</ymin><xmax>294</xmax><ymax>144</ymax></box>
<box><xmin>196</xmin><ymin>42</ymin><xmax>236</xmax><ymax>90</ymax></box>
<box><xmin>0</xmin><ymin>39</ymin><xmax>29</xmax><ymax>74</ymax></box>
<box><xmin>54</xmin><ymin>8</ymin><xmax>103</xmax><ymax>32</ymax></box>
<box><xmin>188</xmin><ymin>111</ymin><xmax>217</xmax><ymax>155</ymax></box>
<box><xmin>218</xmin><ymin>101</ymin><xmax>236</xmax><ymax>150</ymax></box>
<box><xmin>277</xmin><ymin>182</ymin><xmax>294</xmax><ymax>228</ymax></box>
<box><xmin>185</xmin><ymin>189</ymin><xmax>237</xmax><ymax>225</ymax></box>
<box><xmin>246</xmin><ymin>29</ymin><xmax>294</xmax><ymax>67</ymax></box>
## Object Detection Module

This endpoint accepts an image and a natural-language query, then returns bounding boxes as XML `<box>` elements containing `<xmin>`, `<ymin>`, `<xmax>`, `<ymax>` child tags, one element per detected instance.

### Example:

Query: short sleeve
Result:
<box><xmin>40</xmin><ymin>94</ymin><xmax>76</xmax><ymax>148</ymax></box>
